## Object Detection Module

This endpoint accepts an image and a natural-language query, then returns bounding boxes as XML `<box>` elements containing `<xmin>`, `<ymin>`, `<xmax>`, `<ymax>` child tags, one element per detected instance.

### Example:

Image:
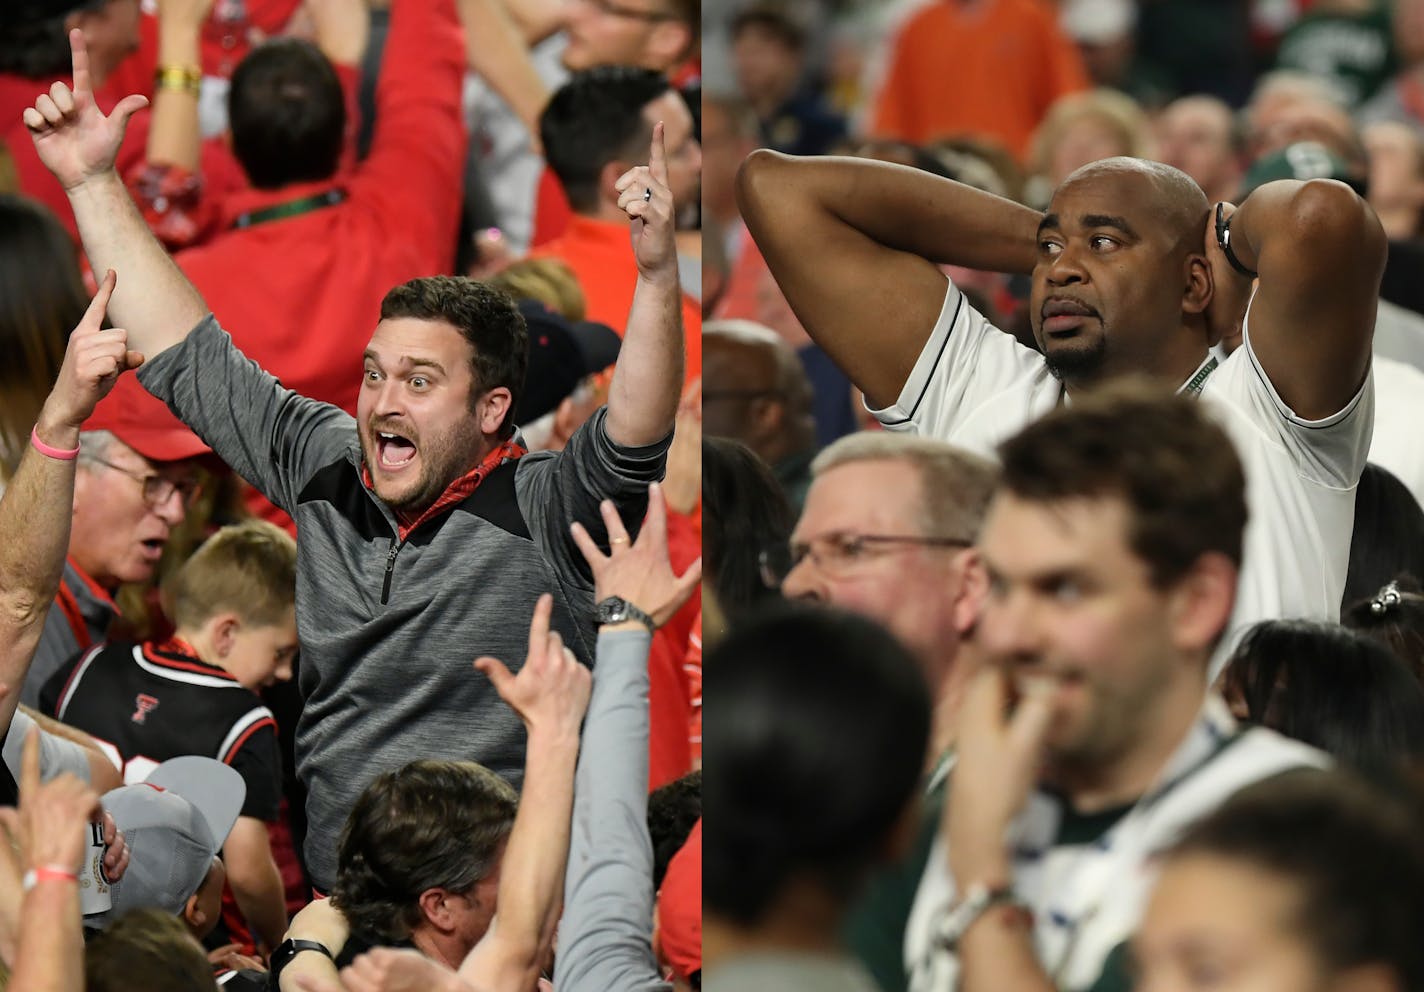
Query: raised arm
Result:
<box><xmin>457</xmin><ymin>0</ymin><xmax>550</xmax><ymax>135</ymax></box>
<box><xmin>606</xmin><ymin>123</ymin><xmax>684</xmax><ymax>447</ymax></box>
<box><xmin>24</xmin><ymin>32</ymin><xmax>208</xmax><ymax>359</ymax></box>
<box><xmin>0</xmin><ymin>731</ymin><xmax>103</xmax><ymax>992</ymax></box>
<box><xmin>735</xmin><ymin>151</ymin><xmax>1042</xmax><ymax>407</ymax></box>
<box><xmin>0</xmin><ymin>272</ymin><xmax>142</xmax><ymax>739</ymax></box>
<box><xmin>457</xmin><ymin>593</ymin><xmax>590</xmax><ymax>990</ymax></box>
<box><xmin>556</xmin><ymin>483</ymin><xmax>701</xmax><ymax>992</ymax></box>
<box><xmin>1209</xmin><ymin>179</ymin><xmax>1386</xmax><ymax>421</ymax></box>
<box><xmin>144</xmin><ymin>0</ymin><xmax>215</xmax><ymax>172</ymax></box>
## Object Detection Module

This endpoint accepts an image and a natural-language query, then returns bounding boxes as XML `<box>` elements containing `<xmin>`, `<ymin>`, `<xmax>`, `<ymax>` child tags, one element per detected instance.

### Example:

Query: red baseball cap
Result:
<box><xmin>83</xmin><ymin>375</ymin><xmax>210</xmax><ymax>463</ymax></box>
<box><xmin>657</xmin><ymin>818</ymin><xmax>701</xmax><ymax>982</ymax></box>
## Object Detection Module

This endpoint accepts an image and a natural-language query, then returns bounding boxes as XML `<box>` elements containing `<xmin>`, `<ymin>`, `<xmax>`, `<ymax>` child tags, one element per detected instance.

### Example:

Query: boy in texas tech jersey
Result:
<box><xmin>41</xmin><ymin>520</ymin><xmax>298</xmax><ymax>957</ymax></box>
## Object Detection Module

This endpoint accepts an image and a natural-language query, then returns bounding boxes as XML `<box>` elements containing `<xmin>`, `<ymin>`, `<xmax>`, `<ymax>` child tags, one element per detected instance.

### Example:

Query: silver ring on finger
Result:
<box><xmin>643</xmin><ymin>187</ymin><xmax>653</xmax><ymax>202</ymax></box>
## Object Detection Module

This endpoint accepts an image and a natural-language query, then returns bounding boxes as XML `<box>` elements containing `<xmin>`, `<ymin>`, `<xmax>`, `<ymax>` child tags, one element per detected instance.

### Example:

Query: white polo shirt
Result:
<box><xmin>870</xmin><ymin>276</ymin><xmax>1374</xmax><ymax>681</ymax></box>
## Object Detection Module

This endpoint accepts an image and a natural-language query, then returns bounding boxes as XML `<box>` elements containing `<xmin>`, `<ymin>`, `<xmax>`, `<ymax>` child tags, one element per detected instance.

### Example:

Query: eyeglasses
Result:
<box><xmin>86</xmin><ymin>457</ymin><xmax>203</xmax><ymax>510</ymax></box>
<box><xmin>580</xmin><ymin>0</ymin><xmax>678</xmax><ymax>22</ymax></box>
<box><xmin>759</xmin><ymin>532</ymin><xmax>972</xmax><ymax>588</ymax></box>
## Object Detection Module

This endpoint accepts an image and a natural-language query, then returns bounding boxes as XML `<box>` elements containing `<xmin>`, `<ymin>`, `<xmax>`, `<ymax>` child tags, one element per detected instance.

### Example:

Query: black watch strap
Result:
<box><xmin>1215</xmin><ymin>201</ymin><xmax>1258</xmax><ymax>279</ymax></box>
<box><xmin>269</xmin><ymin>938</ymin><xmax>334</xmax><ymax>986</ymax></box>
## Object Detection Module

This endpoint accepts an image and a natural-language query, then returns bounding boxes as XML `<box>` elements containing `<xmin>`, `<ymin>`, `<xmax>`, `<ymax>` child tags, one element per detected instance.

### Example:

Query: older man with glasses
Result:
<box><xmin>764</xmin><ymin>431</ymin><xmax>998</xmax><ymax>760</ymax></box>
<box><xmin>758</xmin><ymin>429</ymin><xmax>999</xmax><ymax>992</ymax></box>
<box><xmin>19</xmin><ymin>376</ymin><xmax>208</xmax><ymax>708</ymax></box>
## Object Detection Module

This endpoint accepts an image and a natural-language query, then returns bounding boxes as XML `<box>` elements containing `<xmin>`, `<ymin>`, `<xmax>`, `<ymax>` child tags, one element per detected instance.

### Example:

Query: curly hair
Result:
<box><xmin>332</xmin><ymin>760</ymin><xmax>517</xmax><ymax>942</ymax></box>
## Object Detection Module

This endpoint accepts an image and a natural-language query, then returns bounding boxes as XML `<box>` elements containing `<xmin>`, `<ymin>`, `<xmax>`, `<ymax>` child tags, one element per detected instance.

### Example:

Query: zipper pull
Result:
<box><xmin>381</xmin><ymin>539</ymin><xmax>399</xmax><ymax>605</ymax></box>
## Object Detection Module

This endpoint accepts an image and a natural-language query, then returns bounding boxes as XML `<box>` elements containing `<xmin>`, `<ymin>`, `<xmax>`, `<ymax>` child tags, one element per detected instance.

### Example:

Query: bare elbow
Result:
<box><xmin>735</xmin><ymin>148</ymin><xmax>792</xmax><ymax>221</ymax></box>
<box><xmin>1292</xmin><ymin>178</ymin><xmax>1387</xmax><ymax>268</ymax></box>
<box><xmin>0</xmin><ymin>590</ymin><xmax>51</xmax><ymax>632</ymax></box>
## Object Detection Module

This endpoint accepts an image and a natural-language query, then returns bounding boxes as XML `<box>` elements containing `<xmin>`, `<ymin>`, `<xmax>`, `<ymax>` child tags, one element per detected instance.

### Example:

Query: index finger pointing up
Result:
<box><xmin>81</xmin><ymin>269</ymin><xmax>117</xmax><ymax>332</ymax></box>
<box><xmin>70</xmin><ymin>29</ymin><xmax>92</xmax><ymax>99</ymax></box>
<box><xmin>648</xmin><ymin>120</ymin><xmax>668</xmax><ymax>187</ymax></box>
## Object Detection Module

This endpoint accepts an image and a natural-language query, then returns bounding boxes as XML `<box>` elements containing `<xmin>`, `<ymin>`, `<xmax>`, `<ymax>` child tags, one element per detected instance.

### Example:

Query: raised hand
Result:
<box><xmin>474</xmin><ymin>593</ymin><xmax>591</xmax><ymax>739</ymax></box>
<box><xmin>570</xmin><ymin>482</ymin><xmax>702</xmax><ymax>629</ymax></box>
<box><xmin>37</xmin><ymin>269</ymin><xmax>145</xmax><ymax>435</ymax></box>
<box><xmin>22</xmin><ymin>31</ymin><xmax>149</xmax><ymax>191</ymax></box>
<box><xmin>945</xmin><ymin>666</ymin><xmax>1054</xmax><ymax>891</ymax></box>
<box><xmin>613</xmin><ymin>121</ymin><xmax>677</xmax><ymax>280</ymax></box>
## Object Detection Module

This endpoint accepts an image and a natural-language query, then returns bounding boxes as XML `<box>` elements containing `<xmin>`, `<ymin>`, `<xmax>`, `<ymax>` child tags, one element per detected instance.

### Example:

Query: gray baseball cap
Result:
<box><xmin>93</xmin><ymin>757</ymin><xmax>246</xmax><ymax>922</ymax></box>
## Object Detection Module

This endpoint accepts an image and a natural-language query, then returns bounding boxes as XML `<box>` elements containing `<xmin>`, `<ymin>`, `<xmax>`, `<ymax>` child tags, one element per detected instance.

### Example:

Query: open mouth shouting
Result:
<box><xmin>373</xmin><ymin>426</ymin><xmax>420</xmax><ymax>474</ymax></box>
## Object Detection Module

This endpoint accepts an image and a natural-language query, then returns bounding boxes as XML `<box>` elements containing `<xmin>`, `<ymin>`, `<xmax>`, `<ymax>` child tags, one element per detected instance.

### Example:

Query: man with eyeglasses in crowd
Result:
<box><xmin>21</xmin><ymin>376</ymin><xmax>208</xmax><ymax>709</ymax></box>
<box><xmin>760</xmin><ymin>430</ymin><xmax>1000</xmax><ymax>992</ymax></box>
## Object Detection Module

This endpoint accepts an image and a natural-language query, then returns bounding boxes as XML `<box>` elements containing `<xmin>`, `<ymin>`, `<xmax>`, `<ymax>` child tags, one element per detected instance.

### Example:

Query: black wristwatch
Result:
<box><xmin>269</xmin><ymin>938</ymin><xmax>333</xmax><ymax>988</ymax></box>
<box><xmin>1215</xmin><ymin>201</ymin><xmax>1258</xmax><ymax>279</ymax></box>
<box><xmin>595</xmin><ymin>595</ymin><xmax>656</xmax><ymax>631</ymax></box>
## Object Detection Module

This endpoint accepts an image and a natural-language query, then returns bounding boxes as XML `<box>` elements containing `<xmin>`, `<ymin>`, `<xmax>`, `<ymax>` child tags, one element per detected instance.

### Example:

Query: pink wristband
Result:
<box><xmin>31</xmin><ymin>425</ymin><xmax>80</xmax><ymax>461</ymax></box>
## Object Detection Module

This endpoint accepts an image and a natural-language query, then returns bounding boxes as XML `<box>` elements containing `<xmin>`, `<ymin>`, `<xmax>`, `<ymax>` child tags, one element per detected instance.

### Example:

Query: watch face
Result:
<box><xmin>598</xmin><ymin>597</ymin><xmax>628</xmax><ymax>623</ymax></box>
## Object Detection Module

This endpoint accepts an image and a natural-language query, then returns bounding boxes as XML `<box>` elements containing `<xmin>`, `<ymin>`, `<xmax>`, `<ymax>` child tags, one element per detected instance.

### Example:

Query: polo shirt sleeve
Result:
<box><xmin>1229</xmin><ymin>304</ymin><xmax>1375</xmax><ymax>488</ymax></box>
<box><xmin>516</xmin><ymin>407</ymin><xmax>671</xmax><ymax>589</ymax></box>
<box><xmin>867</xmin><ymin>276</ymin><xmax>1058</xmax><ymax>457</ymax></box>
<box><xmin>136</xmin><ymin>315</ymin><xmax>357</xmax><ymax>514</ymax></box>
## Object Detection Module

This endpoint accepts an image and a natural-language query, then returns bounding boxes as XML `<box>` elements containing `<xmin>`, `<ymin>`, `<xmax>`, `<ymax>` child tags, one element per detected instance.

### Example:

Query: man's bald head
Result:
<box><xmin>704</xmin><ymin>320</ymin><xmax>816</xmax><ymax>463</ymax></box>
<box><xmin>1061</xmin><ymin>157</ymin><xmax>1210</xmax><ymax>254</ymax></box>
<box><xmin>1032</xmin><ymin>157</ymin><xmax>1215</xmax><ymax>391</ymax></box>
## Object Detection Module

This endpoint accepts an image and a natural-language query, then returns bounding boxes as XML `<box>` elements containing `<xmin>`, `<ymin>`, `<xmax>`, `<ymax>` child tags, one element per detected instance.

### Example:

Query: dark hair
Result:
<box><xmin>1343</xmin><ymin>463</ymin><xmax>1424</xmax><ymax>610</ymax></box>
<box><xmin>1344</xmin><ymin>573</ymin><xmax>1424</xmax><ymax>682</ymax></box>
<box><xmin>0</xmin><ymin>10</ymin><xmax>81</xmax><ymax>78</ymax></box>
<box><xmin>1166</xmin><ymin>769</ymin><xmax>1424</xmax><ymax>992</ymax></box>
<box><xmin>648</xmin><ymin>770</ymin><xmax>702</xmax><ymax>891</ymax></box>
<box><xmin>998</xmin><ymin>378</ymin><xmax>1247</xmax><ymax>587</ymax></box>
<box><xmin>229</xmin><ymin>38</ymin><xmax>345</xmax><ymax>189</ymax></box>
<box><xmin>1224</xmin><ymin>619</ymin><xmax>1424</xmax><ymax>773</ymax></box>
<box><xmin>0</xmin><ymin>195</ymin><xmax>86</xmax><ymax>479</ymax></box>
<box><xmin>332</xmin><ymin>759</ymin><xmax>517</xmax><ymax>942</ymax></box>
<box><xmin>704</xmin><ymin>604</ymin><xmax>930</xmax><ymax>925</ymax></box>
<box><xmin>85</xmin><ymin>908</ymin><xmax>215</xmax><ymax>992</ymax></box>
<box><xmin>379</xmin><ymin>277</ymin><xmax>529</xmax><ymax>439</ymax></box>
<box><xmin>702</xmin><ymin>437</ymin><xmax>794</xmax><ymax>620</ymax></box>
<box><xmin>730</xmin><ymin>6</ymin><xmax>805</xmax><ymax>50</ymax></box>
<box><xmin>540</xmin><ymin>67</ymin><xmax>670</xmax><ymax>213</ymax></box>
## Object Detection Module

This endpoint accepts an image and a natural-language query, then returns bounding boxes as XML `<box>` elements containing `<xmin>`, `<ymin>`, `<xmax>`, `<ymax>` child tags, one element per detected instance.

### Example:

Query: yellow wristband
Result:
<box><xmin>155</xmin><ymin>65</ymin><xmax>202</xmax><ymax>95</ymax></box>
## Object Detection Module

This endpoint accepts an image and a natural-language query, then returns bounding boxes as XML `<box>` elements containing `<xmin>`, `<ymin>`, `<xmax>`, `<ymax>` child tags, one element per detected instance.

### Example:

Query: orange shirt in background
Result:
<box><xmin>531</xmin><ymin>214</ymin><xmax>702</xmax><ymax>383</ymax></box>
<box><xmin>869</xmin><ymin>0</ymin><xmax>1089</xmax><ymax>161</ymax></box>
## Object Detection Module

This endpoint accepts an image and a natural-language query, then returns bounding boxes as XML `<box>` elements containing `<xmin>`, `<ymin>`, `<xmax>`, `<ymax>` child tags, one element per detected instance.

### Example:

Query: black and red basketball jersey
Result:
<box><xmin>41</xmin><ymin>638</ymin><xmax>280</xmax><ymax>822</ymax></box>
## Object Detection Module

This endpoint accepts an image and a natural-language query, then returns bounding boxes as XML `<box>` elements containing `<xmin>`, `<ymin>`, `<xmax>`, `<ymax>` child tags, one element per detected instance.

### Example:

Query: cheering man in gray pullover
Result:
<box><xmin>23</xmin><ymin>21</ymin><xmax>684</xmax><ymax>894</ymax></box>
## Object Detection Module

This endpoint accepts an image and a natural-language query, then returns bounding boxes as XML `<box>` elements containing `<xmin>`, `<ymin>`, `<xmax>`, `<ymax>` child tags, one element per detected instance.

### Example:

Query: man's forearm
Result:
<box><xmin>0</xmin><ymin>427</ymin><xmax>79</xmax><ymax>734</ymax></box>
<box><xmin>68</xmin><ymin>174</ymin><xmax>208</xmax><ymax>359</ymax></box>
<box><xmin>605</xmin><ymin>272</ymin><xmax>681</xmax><ymax>447</ymax></box>
<box><xmin>460</xmin><ymin>727</ymin><xmax>578</xmax><ymax>986</ymax></box>
<box><xmin>738</xmin><ymin>151</ymin><xmax>1041</xmax><ymax>274</ymax></box>
<box><xmin>958</xmin><ymin>905</ymin><xmax>1054</xmax><ymax>992</ymax></box>
<box><xmin>10</xmin><ymin>880</ymin><xmax>84</xmax><ymax>992</ymax></box>
<box><xmin>458</xmin><ymin>0</ymin><xmax>550</xmax><ymax>133</ymax></box>
<box><xmin>146</xmin><ymin>16</ymin><xmax>203</xmax><ymax>170</ymax></box>
<box><xmin>227</xmin><ymin>844</ymin><xmax>289</xmax><ymax>951</ymax></box>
